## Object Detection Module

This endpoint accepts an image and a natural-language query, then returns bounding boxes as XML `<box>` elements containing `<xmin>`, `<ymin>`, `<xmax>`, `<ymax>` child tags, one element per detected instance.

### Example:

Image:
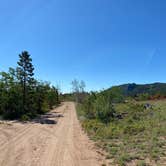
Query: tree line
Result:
<box><xmin>0</xmin><ymin>51</ymin><xmax>59</xmax><ymax>120</ymax></box>
<box><xmin>71</xmin><ymin>80</ymin><xmax>120</xmax><ymax>123</ymax></box>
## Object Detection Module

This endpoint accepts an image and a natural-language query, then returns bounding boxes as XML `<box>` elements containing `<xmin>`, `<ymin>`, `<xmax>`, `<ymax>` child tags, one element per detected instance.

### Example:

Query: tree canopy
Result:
<box><xmin>0</xmin><ymin>51</ymin><xmax>60</xmax><ymax>120</ymax></box>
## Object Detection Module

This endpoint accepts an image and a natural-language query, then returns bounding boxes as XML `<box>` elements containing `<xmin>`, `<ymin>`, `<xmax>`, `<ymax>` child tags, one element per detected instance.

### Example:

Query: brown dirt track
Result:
<box><xmin>0</xmin><ymin>102</ymin><xmax>107</xmax><ymax>166</ymax></box>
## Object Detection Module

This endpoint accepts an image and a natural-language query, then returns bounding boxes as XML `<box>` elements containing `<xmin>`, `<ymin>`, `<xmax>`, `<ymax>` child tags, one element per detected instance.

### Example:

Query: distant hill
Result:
<box><xmin>110</xmin><ymin>83</ymin><xmax>166</xmax><ymax>97</ymax></box>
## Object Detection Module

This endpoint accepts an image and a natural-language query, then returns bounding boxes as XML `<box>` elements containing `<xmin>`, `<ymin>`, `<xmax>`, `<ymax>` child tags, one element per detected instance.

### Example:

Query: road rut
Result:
<box><xmin>0</xmin><ymin>102</ymin><xmax>106</xmax><ymax>166</ymax></box>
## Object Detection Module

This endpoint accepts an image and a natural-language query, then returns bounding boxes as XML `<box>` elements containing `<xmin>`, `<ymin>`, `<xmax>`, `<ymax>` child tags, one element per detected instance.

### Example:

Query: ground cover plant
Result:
<box><xmin>76</xmin><ymin>90</ymin><xmax>166</xmax><ymax>166</ymax></box>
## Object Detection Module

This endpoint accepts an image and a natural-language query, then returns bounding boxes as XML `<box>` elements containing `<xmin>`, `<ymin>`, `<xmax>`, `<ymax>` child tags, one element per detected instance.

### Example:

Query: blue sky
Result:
<box><xmin>0</xmin><ymin>0</ymin><xmax>165</xmax><ymax>93</ymax></box>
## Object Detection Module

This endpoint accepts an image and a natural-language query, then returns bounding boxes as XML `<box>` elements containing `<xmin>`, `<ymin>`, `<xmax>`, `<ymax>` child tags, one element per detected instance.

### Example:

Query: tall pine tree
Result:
<box><xmin>17</xmin><ymin>51</ymin><xmax>34</xmax><ymax>113</ymax></box>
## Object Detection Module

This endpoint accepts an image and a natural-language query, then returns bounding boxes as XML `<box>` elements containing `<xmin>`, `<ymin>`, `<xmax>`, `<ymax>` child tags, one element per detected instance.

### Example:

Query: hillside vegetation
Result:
<box><xmin>110</xmin><ymin>83</ymin><xmax>166</xmax><ymax>100</ymax></box>
<box><xmin>76</xmin><ymin>86</ymin><xmax>166</xmax><ymax>166</ymax></box>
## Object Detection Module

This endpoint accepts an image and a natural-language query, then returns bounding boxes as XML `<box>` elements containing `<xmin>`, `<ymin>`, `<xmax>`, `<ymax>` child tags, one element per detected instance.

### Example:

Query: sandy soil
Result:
<box><xmin>0</xmin><ymin>102</ymin><xmax>107</xmax><ymax>166</ymax></box>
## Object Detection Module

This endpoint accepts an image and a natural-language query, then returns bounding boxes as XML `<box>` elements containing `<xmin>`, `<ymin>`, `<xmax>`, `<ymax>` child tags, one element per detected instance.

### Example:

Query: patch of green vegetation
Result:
<box><xmin>137</xmin><ymin>160</ymin><xmax>147</xmax><ymax>166</ymax></box>
<box><xmin>77</xmin><ymin>98</ymin><xmax>166</xmax><ymax>165</ymax></box>
<box><xmin>117</xmin><ymin>153</ymin><xmax>134</xmax><ymax>166</ymax></box>
<box><xmin>21</xmin><ymin>114</ymin><xmax>30</xmax><ymax>121</ymax></box>
<box><xmin>0</xmin><ymin>51</ymin><xmax>60</xmax><ymax>120</ymax></box>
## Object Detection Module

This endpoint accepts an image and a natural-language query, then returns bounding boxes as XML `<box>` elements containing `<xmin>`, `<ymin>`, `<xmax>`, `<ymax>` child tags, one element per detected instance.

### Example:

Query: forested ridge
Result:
<box><xmin>0</xmin><ymin>51</ymin><xmax>59</xmax><ymax>120</ymax></box>
<box><xmin>110</xmin><ymin>83</ymin><xmax>166</xmax><ymax>100</ymax></box>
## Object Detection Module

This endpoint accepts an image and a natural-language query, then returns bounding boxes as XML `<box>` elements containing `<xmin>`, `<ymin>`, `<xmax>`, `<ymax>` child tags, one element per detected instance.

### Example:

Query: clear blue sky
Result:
<box><xmin>0</xmin><ymin>0</ymin><xmax>165</xmax><ymax>93</ymax></box>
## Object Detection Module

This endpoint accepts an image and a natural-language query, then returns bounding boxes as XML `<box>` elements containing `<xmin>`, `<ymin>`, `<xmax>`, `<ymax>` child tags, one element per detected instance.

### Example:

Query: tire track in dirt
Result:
<box><xmin>0</xmin><ymin>125</ymin><xmax>32</xmax><ymax>150</ymax></box>
<box><xmin>0</xmin><ymin>125</ymin><xmax>37</xmax><ymax>166</ymax></box>
<box><xmin>0</xmin><ymin>102</ymin><xmax>107</xmax><ymax>166</ymax></box>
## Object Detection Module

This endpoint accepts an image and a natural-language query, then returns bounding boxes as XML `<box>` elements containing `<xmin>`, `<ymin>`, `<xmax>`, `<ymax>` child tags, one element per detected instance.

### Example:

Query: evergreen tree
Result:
<box><xmin>0</xmin><ymin>51</ymin><xmax>59</xmax><ymax>120</ymax></box>
<box><xmin>17</xmin><ymin>51</ymin><xmax>34</xmax><ymax>113</ymax></box>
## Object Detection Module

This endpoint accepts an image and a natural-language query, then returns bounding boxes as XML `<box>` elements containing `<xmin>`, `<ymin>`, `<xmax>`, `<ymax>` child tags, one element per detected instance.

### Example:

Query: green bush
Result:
<box><xmin>21</xmin><ymin>114</ymin><xmax>30</xmax><ymax>121</ymax></box>
<box><xmin>81</xmin><ymin>92</ymin><xmax>116</xmax><ymax>123</ymax></box>
<box><xmin>94</xmin><ymin>94</ymin><xmax>115</xmax><ymax>123</ymax></box>
<box><xmin>82</xmin><ymin>119</ymin><xmax>105</xmax><ymax>134</ymax></box>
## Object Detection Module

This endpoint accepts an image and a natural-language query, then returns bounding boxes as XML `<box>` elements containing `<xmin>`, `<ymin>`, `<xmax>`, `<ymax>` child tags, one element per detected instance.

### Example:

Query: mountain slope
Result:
<box><xmin>110</xmin><ymin>82</ymin><xmax>166</xmax><ymax>97</ymax></box>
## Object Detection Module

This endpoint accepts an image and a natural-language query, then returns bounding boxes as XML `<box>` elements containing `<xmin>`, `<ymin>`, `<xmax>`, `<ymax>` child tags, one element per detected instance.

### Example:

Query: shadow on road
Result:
<box><xmin>9</xmin><ymin>112</ymin><xmax>64</xmax><ymax>125</ymax></box>
<box><xmin>32</xmin><ymin>112</ymin><xmax>64</xmax><ymax>125</ymax></box>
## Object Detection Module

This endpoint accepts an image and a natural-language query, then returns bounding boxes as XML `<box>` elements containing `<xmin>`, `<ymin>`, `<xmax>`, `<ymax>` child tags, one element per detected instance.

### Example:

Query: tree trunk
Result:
<box><xmin>23</xmin><ymin>75</ymin><xmax>26</xmax><ymax>113</ymax></box>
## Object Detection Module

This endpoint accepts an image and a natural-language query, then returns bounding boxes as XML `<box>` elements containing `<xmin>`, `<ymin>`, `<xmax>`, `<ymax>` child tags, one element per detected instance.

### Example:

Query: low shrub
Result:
<box><xmin>21</xmin><ymin>114</ymin><xmax>30</xmax><ymax>121</ymax></box>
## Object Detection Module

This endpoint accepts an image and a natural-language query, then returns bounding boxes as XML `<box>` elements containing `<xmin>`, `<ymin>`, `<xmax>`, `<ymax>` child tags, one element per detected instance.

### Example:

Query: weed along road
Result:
<box><xmin>0</xmin><ymin>102</ymin><xmax>106</xmax><ymax>166</ymax></box>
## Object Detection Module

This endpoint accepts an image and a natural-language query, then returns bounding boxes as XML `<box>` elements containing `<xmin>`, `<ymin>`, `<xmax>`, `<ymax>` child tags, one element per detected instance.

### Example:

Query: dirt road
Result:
<box><xmin>0</xmin><ymin>102</ymin><xmax>106</xmax><ymax>166</ymax></box>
